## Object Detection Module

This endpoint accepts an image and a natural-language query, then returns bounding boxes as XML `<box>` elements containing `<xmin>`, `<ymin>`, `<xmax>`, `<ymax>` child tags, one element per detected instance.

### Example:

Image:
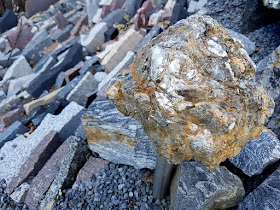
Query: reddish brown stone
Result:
<box><xmin>101</xmin><ymin>5</ymin><xmax>111</xmax><ymax>18</ymax></box>
<box><xmin>71</xmin><ymin>13</ymin><xmax>88</xmax><ymax>36</ymax></box>
<box><xmin>0</xmin><ymin>108</ymin><xmax>24</xmax><ymax>133</ymax></box>
<box><xmin>73</xmin><ymin>157</ymin><xmax>109</xmax><ymax>187</ymax></box>
<box><xmin>7</xmin><ymin>25</ymin><xmax>34</xmax><ymax>50</ymax></box>
<box><xmin>142</xmin><ymin>0</ymin><xmax>154</xmax><ymax>12</ymax></box>
<box><xmin>54</xmin><ymin>11</ymin><xmax>68</xmax><ymax>30</ymax></box>
<box><xmin>64</xmin><ymin>61</ymin><xmax>83</xmax><ymax>83</ymax></box>
<box><xmin>134</xmin><ymin>8</ymin><xmax>148</xmax><ymax>30</ymax></box>
<box><xmin>24</xmin><ymin>138</ymin><xmax>68</xmax><ymax>209</ymax></box>
<box><xmin>5</xmin><ymin>131</ymin><xmax>62</xmax><ymax>194</ymax></box>
<box><xmin>110</xmin><ymin>0</ymin><xmax>125</xmax><ymax>11</ymax></box>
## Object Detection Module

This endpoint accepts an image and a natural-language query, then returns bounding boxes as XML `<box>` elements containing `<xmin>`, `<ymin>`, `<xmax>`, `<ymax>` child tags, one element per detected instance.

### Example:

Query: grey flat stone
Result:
<box><xmin>238</xmin><ymin>165</ymin><xmax>280</xmax><ymax>209</ymax></box>
<box><xmin>226</xmin><ymin>28</ymin><xmax>256</xmax><ymax>55</ymax></box>
<box><xmin>170</xmin><ymin>161</ymin><xmax>245</xmax><ymax>210</ymax></box>
<box><xmin>22</xmin><ymin>29</ymin><xmax>54</xmax><ymax>63</ymax></box>
<box><xmin>0</xmin><ymin>121</ymin><xmax>29</xmax><ymax>149</ymax></box>
<box><xmin>0</xmin><ymin>90</ymin><xmax>6</xmax><ymax>101</ymax></box>
<box><xmin>52</xmin><ymin>24</ymin><xmax>74</xmax><ymax>43</ymax></box>
<box><xmin>79</xmin><ymin>56</ymin><xmax>99</xmax><ymax>75</ymax></box>
<box><xmin>74</xmin><ymin>123</ymin><xmax>87</xmax><ymax>140</ymax></box>
<box><xmin>102</xmin><ymin>9</ymin><xmax>125</xmax><ymax>28</ymax></box>
<box><xmin>82</xmin><ymin>99</ymin><xmax>157</xmax><ymax>169</ymax></box>
<box><xmin>10</xmin><ymin>182</ymin><xmax>30</xmax><ymax>203</ymax></box>
<box><xmin>7</xmin><ymin>74</ymin><xmax>37</xmax><ymax>97</ymax></box>
<box><xmin>3</xmin><ymin>56</ymin><xmax>33</xmax><ymax>81</ymax></box>
<box><xmin>39</xmin><ymin>136</ymin><xmax>90</xmax><ymax>209</ymax></box>
<box><xmin>56</xmin><ymin>75</ymin><xmax>82</xmax><ymax>102</ymax></box>
<box><xmin>229</xmin><ymin>129</ymin><xmax>280</xmax><ymax>176</ymax></box>
<box><xmin>32</xmin><ymin>54</ymin><xmax>57</xmax><ymax>73</ymax></box>
<box><xmin>66</xmin><ymin>71</ymin><xmax>99</xmax><ymax>107</ymax></box>
<box><xmin>0</xmin><ymin>101</ymin><xmax>84</xmax><ymax>184</ymax></box>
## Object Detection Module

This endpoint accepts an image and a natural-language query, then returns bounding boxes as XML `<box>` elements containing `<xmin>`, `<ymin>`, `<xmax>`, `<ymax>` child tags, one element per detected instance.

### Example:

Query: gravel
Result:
<box><xmin>53</xmin><ymin>163</ymin><xmax>170</xmax><ymax>210</ymax></box>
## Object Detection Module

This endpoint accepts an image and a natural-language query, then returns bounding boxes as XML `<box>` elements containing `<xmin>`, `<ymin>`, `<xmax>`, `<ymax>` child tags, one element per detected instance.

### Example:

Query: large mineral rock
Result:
<box><xmin>107</xmin><ymin>15</ymin><xmax>274</xmax><ymax>169</ymax></box>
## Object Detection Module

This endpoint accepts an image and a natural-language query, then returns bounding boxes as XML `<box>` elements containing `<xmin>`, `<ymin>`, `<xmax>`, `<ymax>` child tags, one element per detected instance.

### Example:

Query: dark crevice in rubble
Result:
<box><xmin>221</xmin><ymin>158</ymin><xmax>280</xmax><ymax>196</ymax></box>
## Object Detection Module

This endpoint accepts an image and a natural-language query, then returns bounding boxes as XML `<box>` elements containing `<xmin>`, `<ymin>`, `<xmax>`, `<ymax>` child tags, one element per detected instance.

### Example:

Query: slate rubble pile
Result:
<box><xmin>0</xmin><ymin>0</ymin><xmax>279</xmax><ymax>209</ymax></box>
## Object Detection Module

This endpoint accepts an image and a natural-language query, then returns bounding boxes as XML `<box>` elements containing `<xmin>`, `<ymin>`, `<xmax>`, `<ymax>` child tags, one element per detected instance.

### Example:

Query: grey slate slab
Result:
<box><xmin>229</xmin><ymin>129</ymin><xmax>280</xmax><ymax>176</ymax></box>
<box><xmin>79</xmin><ymin>56</ymin><xmax>99</xmax><ymax>75</ymax></box>
<box><xmin>26</xmin><ymin>43</ymin><xmax>83</xmax><ymax>97</ymax></box>
<box><xmin>52</xmin><ymin>24</ymin><xmax>74</xmax><ymax>43</ymax></box>
<box><xmin>0</xmin><ymin>121</ymin><xmax>29</xmax><ymax>149</ymax></box>
<box><xmin>0</xmin><ymin>10</ymin><xmax>18</xmax><ymax>33</ymax></box>
<box><xmin>102</xmin><ymin>9</ymin><xmax>125</xmax><ymax>28</ymax></box>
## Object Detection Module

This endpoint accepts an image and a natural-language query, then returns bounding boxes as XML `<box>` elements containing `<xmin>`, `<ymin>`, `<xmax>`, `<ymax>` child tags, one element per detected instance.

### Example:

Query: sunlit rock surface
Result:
<box><xmin>107</xmin><ymin>15</ymin><xmax>274</xmax><ymax>168</ymax></box>
<box><xmin>263</xmin><ymin>0</ymin><xmax>280</xmax><ymax>9</ymax></box>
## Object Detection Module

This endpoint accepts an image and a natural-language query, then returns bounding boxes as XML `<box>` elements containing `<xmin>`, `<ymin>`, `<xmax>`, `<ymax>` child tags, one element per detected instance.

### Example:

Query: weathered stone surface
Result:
<box><xmin>0</xmin><ymin>102</ymin><xmax>84</xmax><ymax>184</ymax></box>
<box><xmin>92</xmin><ymin>8</ymin><xmax>102</xmax><ymax>24</ymax></box>
<box><xmin>64</xmin><ymin>61</ymin><xmax>83</xmax><ymax>83</ymax></box>
<box><xmin>81</xmin><ymin>22</ymin><xmax>108</xmax><ymax>53</ymax></box>
<box><xmin>238</xmin><ymin>165</ymin><xmax>280</xmax><ymax>209</ymax></box>
<box><xmin>79</xmin><ymin>56</ymin><xmax>99</xmax><ymax>75</ymax></box>
<box><xmin>10</xmin><ymin>182</ymin><xmax>30</xmax><ymax>203</ymax></box>
<box><xmin>263</xmin><ymin>0</ymin><xmax>280</xmax><ymax>9</ymax></box>
<box><xmin>123</xmin><ymin>0</ymin><xmax>142</xmax><ymax>18</ymax></box>
<box><xmin>0</xmin><ymin>121</ymin><xmax>29</xmax><ymax>149</ymax></box>
<box><xmin>5</xmin><ymin>131</ymin><xmax>62</xmax><ymax>194</ymax></box>
<box><xmin>70</xmin><ymin>13</ymin><xmax>88</xmax><ymax>36</ymax></box>
<box><xmin>102</xmin><ymin>9</ymin><xmax>125</xmax><ymax>28</ymax></box>
<box><xmin>86</xmin><ymin>0</ymin><xmax>98</xmax><ymax>26</ymax></box>
<box><xmin>24</xmin><ymin>88</ymin><xmax>63</xmax><ymax>115</ymax></box>
<box><xmin>99</xmin><ymin>28</ymin><xmax>142</xmax><ymax>73</ymax></box>
<box><xmin>226</xmin><ymin>28</ymin><xmax>256</xmax><ymax>55</ymax></box>
<box><xmin>72</xmin><ymin>156</ymin><xmax>109</xmax><ymax>188</ymax></box>
<box><xmin>56</xmin><ymin>75</ymin><xmax>82</xmax><ymax>101</ymax></box>
<box><xmin>26</xmin><ymin>43</ymin><xmax>83</xmax><ymax>97</ymax></box>
<box><xmin>24</xmin><ymin>135</ymin><xmax>69</xmax><ymax>209</ymax></box>
<box><xmin>82</xmin><ymin>99</ymin><xmax>157</xmax><ymax>169</ymax></box>
<box><xmin>0</xmin><ymin>10</ymin><xmax>18</xmax><ymax>33</ymax></box>
<box><xmin>7</xmin><ymin>73</ymin><xmax>36</xmax><ymax>97</ymax></box>
<box><xmin>229</xmin><ymin>129</ymin><xmax>280</xmax><ymax>176</ymax></box>
<box><xmin>52</xmin><ymin>24</ymin><xmax>74</xmax><ymax>43</ymax></box>
<box><xmin>107</xmin><ymin>15</ymin><xmax>274</xmax><ymax>168</ymax></box>
<box><xmin>39</xmin><ymin>136</ymin><xmax>90</xmax><ymax>209</ymax></box>
<box><xmin>32</xmin><ymin>54</ymin><xmax>57</xmax><ymax>73</ymax></box>
<box><xmin>3</xmin><ymin>55</ymin><xmax>32</xmax><ymax>81</ymax></box>
<box><xmin>66</xmin><ymin>71</ymin><xmax>99</xmax><ymax>106</ymax></box>
<box><xmin>170</xmin><ymin>161</ymin><xmax>245</xmax><ymax>210</ymax></box>
<box><xmin>0</xmin><ymin>108</ymin><xmax>24</xmax><ymax>133</ymax></box>
<box><xmin>7</xmin><ymin>25</ymin><xmax>34</xmax><ymax>50</ymax></box>
<box><xmin>25</xmin><ymin>0</ymin><xmax>58</xmax><ymax>18</ymax></box>
<box><xmin>148</xmin><ymin>9</ymin><xmax>165</xmax><ymax>26</ymax></box>
<box><xmin>54</xmin><ymin>11</ymin><xmax>68</xmax><ymax>30</ymax></box>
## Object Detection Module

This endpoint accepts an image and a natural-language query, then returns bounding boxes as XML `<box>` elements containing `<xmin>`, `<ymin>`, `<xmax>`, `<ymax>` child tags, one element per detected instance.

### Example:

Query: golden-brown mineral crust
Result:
<box><xmin>107</xmin><ymin>15</ymin><xmax>275</xmax><ymax>169</ymax></box>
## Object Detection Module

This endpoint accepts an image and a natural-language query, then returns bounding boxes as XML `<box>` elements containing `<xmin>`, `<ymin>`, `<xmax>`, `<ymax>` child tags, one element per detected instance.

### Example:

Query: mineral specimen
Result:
<box><xmin>107</xmin><ymin>15</ymin><xmax>274</xmax><ymax>168</ymax></box>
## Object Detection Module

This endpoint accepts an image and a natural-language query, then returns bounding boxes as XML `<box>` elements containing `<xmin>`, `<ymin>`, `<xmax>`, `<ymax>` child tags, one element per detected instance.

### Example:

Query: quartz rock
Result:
<box><xmin>107</xmin><ymin>15</ymin><xmax>274</xmax><ymax>168</ymax></box>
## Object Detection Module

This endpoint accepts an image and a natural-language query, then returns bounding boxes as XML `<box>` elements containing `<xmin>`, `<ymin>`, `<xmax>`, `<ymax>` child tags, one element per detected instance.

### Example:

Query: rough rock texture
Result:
<box><xmin>107</xmin><ymin>15</ymin><xmax>274</xmax><ymax>168</ymax></box>
<box><xmin>263</xmin><ymin>0</ymin><xmax>280</xmax><ymax>9</ymax></box>
<box><xmin>229</xmin><ymin>128</ymin><xmax>280</xmax><ymax>176</ymax></box>
<box><xmin>170</xmin><ymin>161</ymin><xmax>245</xmax><ymax>210</ymax></box>
<box><xmin>238</xmin><ymin>165</ymin><xmax>280</xmax><ymax>209</ymax></box>
<box><xmin>82</xmin><ymin>99</ymin><xmax>157</xmax><ymax>169</ymax></box>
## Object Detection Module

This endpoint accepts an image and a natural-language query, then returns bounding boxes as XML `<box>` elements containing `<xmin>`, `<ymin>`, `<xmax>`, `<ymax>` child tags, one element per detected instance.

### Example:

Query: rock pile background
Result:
<box><xmin>0</xmin><ymin>0</ymin><xmax>279</xmax><ymax>209</ymax></box>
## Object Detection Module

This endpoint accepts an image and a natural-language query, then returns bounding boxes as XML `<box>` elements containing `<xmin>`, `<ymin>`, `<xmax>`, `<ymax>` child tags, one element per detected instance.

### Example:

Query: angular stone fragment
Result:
<box><xmin>263</xmin><ymin>0</ymin><xmax>280</xmax><ymax>9</ymax></box>
<box><xmin>10</xmin><ymin>183</ymin><xmax>30</xmax><ymax>203</ymax></box>
<box><xmin>39</xmin><ymin>136</ymin><xmax>89</xmax><ymax>209</ymax></box>
<box><xmin>24</xmin><ymin>136</ymin><xmax>69</xmax><ymax>209</ymax></box>
<box><xmin>99</xmin><ymin>28</ymin><xmax>142</xmax><ymax>73</ymax></box>
<box><xmin>66</xmin><ymin>72</ymin><xmax>99</xmax><ymax>107</ymax></box>
<box><xmin>7</xmin><ymin>25</ymin><xmax>34</xmax><ymax>50</ymax></box>
<box><xmin>0</xmin><ymin>121</ymin><xmax>29</xmax><ymax>149</ymax></box>
<box><xmin>0</xmin><ymin>108</ymin><xmax>24</xmax><ymax>133</ymax></box>
<box><xmin>123</xmin><ymin>0</ymin><xmax>142</xmax><ymax>18</ymax></box>
<box><xmin>70</xmin><ymin>13</ymin><xmax>88</xmax><ymax>36</ymax></box>
<box><xmin>0</xmin><ymin>10</ymin><xmax>17</xmax><ymax>33</ymax></box>
<box><xmin>7</xmin><ymin>74</ymin><xmax>37</xmax><ymax>97</ymax></box>
<box><xmin>24</xmin><ymin>88</ymin><xmax>63</xmax><ymax>115</ymax></box>
<box><xmin>73</xmin><ymin>157</ymin><xmax>109</xmax><ymax>188</ymax></box>
<box><xmin>81</xmin><ymin>22</ymin><xmax>108</xmax><ymax>53</ymax></box>
<box><xmin>5</xmin><ymin>131</ymin><xmax>62</xmax><ymax>194</ymax></box>
<box><xmin>86</xmin><ymin>0</ymin><xmax>99</xmax><ymax>26</ymax></box>
<box><xmin>170</xmin><ymin>161</ymin><xmax>245</xmax><ymax>210</ymax></box>
<box><xmin>229</xmin><ymin>129</ymin><xmax>280</xmax><ymax>176</ymax></box>
<box><xmin>52</xmin><ymin>24</ymin><xmax>74</xmax><ymax>43</ymax></box>
<box><xmin>107</xmin><ymin>15</ymin><xmax>274</xmax><ymax>168</ymax></box>
<box><xmin>0</xmin><ymin>102</ymin><xmax>84</xmax><ymax>184</ymax></box>
<box><xmin>3</xmin><ymin>56</ymin><xmax>32</xmax><ymax>81</ymax></box>
<box><xmin>25</xmin><ymin>0</ymin><xmax>58</xmax><ymax>18</ymax></box>
<box><xmin>238</xmin><ymin>165</ymin><xmax>280</xmax><ymax>209</ymax></box>
<box><xmin>82</xmin><ymin>99</ymin><xmax>157</xmax><ymax>169</ymax></box>
<box><xmin>54</xmin><ymin>11</ymin><xmax>68</xmax><ymax>30</ymax></box>
<box><xmin>102</xmin><ymin>9</ymin><xmax>125</xmax><ymax>28</ymax></box>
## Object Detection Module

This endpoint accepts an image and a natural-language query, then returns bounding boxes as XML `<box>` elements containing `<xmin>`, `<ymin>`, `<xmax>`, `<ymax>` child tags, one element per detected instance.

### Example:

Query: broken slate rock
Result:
<box><xmin>238</xmin><ymin>165</ymin><xmax>280</xmax><ymax>209</ymax></box>
<box><xmin>7</xmin><ymin>25</ymin><xmax>34</xmax><ymax>50</ymax></box>
<box><xmin>102</xmin><ymin>9</ymin><xmax>125</xmax><ymax>28</ymax></box>
<box><xmin>39</xmin><ymin>136</ymin><xmax>90</xmax><ymax>209</ymax></box>
<box><xmin>7</xmin><ymin>73</ymin><xmax>37</xmax><ymax>97</ymax></box>
<box><xmin>0</xmin><ymin>108</ymin><xmax>24</xmax><ymax>133</ymax></box>
<box><xmin>54</xmin><ymin>11</ymin><xmax>68</xmax><ymax>30</ymax></box>
<box><xmin>10</xmin><ymin>182</ymin><xmax>30</xmax><ymax>203</ymax></box>
<box><xmin>82</xmin><ymin>99</ymin><xmax>157</xmax><ymax>170</ymax></box>
<box><xmin>0</xmin><ymin>121</ymin><xmax>29</xmax><ymax>149</ymax></box>
<box><xmin>5</xmin><ymin>131</ymin><xmax>62</xmax><ymax>194</ymax></box>
<box><xmin>170</xmin><ymin>161</ymin><xmax>245</xmax><ymax>210</ymax></box>
<box><xmin>25</xmin><ymin>0</ymin><xmax>59</xmax><ymax>18</ymax></box>
<box><xmin>66</xmin><ymin>71</ymin><xmax>99</xmax><ymax>107</ymax></box>
<box><xmin>0</xmin><ymin>10</ymin><xmax>18</xmax><ymax>33</ymax></box>
<box><xmin>107</xmin><ymin>14</ymin><xmax>274</xmax><ymax>169</ymax></box>
<box><xmin>0</xmin><ymin>101</ymin><xmax>84</xmax><ymax>184</ymax></box>
<box><xmin>52</xmin><ymin>24</ymin><xmax>74</xmax><ymax>43</ymax></box>
<box><xmin>229</xmin><ymin>129</ymin><xmax>280</xmax><ymax>176</ymax></box>
<box><xmin>3</xmin><ymin>55</ymin><xmax>32</xmax><ymax>81</ymax></box>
